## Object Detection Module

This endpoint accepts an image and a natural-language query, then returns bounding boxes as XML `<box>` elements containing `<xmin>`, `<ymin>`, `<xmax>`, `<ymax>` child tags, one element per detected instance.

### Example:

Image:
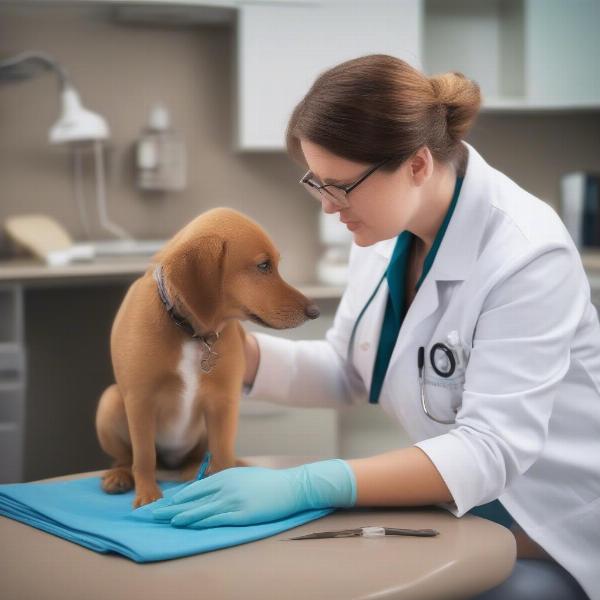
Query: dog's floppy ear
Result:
<box><xmin>161</xmin><ymin>235</ymin><xmax>227</xmax><ymax>332</ymax></box>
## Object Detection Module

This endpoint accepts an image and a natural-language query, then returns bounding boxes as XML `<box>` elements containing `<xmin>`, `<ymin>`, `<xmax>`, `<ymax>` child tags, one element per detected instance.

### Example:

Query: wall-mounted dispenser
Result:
<box><xmin>136</xmin><ymin>103</ymin><xmax>186</xmax><ymax>192</ymax></box>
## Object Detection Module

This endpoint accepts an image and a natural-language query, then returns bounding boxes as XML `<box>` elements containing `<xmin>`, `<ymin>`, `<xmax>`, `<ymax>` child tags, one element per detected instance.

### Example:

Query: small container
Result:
<box><xmin>136</xmin><ymin>104</ymin><xmax>186</xmax><ymax>192</ymax></box>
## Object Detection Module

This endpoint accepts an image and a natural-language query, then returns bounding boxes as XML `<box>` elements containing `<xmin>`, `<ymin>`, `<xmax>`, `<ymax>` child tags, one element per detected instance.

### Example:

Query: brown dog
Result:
<box><xmin>95</xmin><ymin>207</ymin><xmax>320</xmax><ymax>508</ymax></box>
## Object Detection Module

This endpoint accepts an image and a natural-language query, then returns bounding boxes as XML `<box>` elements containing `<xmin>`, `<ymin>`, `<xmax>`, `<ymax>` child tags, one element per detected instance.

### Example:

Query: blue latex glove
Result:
<box><xmin>151</xmin><ymin>459</ymin><xmax>357</xmax><ymax>529</ymax></box>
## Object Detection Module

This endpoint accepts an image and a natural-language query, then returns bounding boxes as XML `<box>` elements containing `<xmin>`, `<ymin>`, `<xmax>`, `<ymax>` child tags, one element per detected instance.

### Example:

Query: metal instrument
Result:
<box><xmin>286</xmin><ymin>526</ymin><xmax>439</xmax><ymax>540</ymax></box>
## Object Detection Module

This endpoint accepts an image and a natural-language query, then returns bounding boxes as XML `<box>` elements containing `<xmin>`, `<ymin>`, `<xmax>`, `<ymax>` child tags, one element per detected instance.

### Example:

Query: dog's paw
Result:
<box><xmin>101</xmin><ymin>467</ymin><xmax>134</xmax><ymax>494</ymax></box>
<box><xmin>133</xmin><ymin>483</ymin><xmax>163</xmax><ymax>508</ymax></box>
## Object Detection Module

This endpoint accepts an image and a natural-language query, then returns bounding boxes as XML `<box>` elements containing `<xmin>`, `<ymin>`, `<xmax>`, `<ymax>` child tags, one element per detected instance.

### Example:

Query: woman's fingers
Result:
<box><xmin>152</xmin><ymin>498</ymin><xmax>209</xmax><ymax>521</ymax></box>
<box><xmin>170</xmin><ymin>501</ymin><xmax>227</xmax><ymax>528</ymax></box>
<box><xmin>170</xmin><ymin>478</ymin><xmax>221</xmax><ymax>504</ymax></box>
<box><xmin>184</xmin><ymin>512</ymin><xmax>241</xmax><ymax>529</ymax></box>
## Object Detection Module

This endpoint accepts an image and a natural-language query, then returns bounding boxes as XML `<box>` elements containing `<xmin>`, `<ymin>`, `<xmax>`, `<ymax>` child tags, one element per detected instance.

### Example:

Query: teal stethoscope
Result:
<box><xmin>347</xmin><ymin>269</ymin><xmax>460</xmax><ymax>425</ymax></box>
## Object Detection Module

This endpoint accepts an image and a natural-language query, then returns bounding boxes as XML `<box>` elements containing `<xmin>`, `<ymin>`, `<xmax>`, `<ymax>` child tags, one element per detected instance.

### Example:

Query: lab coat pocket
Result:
<box><xmin>423</xmin><ymin>368</ymin><xmax>465</xmax><ymax>421</ymax></box>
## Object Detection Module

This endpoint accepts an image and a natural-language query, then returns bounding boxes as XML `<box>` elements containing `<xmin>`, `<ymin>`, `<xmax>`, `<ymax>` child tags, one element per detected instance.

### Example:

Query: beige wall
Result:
<box><xmin>1</xmin><ymin>4</ymin><xmax>600</xmax><ymax>282</ymax></box>
<box><xmin>0</xmin><ymin>4</ymin><xmax>319</xmax><ymax>282</ymax></box>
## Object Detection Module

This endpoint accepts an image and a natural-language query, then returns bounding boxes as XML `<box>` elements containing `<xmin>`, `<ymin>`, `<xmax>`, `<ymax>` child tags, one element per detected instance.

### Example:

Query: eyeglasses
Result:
<box><xmin>299</xmin><ymin>157</ymin><xmax>392</xmax><ymax>209</ymax></box>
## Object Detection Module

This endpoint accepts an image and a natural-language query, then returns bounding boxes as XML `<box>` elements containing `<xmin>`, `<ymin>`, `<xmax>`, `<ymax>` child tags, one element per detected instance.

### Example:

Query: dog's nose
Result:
<box><xmin>305</xmin><ymin>303</ymin><xmax>320</xmax><ymax>319</ymax></box>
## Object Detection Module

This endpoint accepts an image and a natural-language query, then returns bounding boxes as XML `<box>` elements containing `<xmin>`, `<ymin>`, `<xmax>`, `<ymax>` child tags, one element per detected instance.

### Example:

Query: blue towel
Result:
<box><xmin>0</xmin><ymin>476</ymin><xmax>333</xmax><ymax>563</ymax></box>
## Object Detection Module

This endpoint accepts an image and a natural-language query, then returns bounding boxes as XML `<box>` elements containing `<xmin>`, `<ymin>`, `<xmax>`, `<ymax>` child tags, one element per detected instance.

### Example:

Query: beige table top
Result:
<box><xmin>0</xmin><ymin>456</ymin><xmax>516</xmax><ymax>600</ymax></box>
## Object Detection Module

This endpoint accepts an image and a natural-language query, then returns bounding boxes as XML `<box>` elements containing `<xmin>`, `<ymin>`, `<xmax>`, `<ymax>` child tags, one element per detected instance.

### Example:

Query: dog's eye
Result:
<box><xmin>257</xmin><ymin>261</ymin><xmax>272</xmax><ymax>273</ymax></box>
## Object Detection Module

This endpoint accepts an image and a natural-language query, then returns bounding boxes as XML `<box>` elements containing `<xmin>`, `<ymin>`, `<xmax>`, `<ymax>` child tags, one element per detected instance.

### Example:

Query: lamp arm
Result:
<box><xmin>0</xmin><ymin>50</ymin><xmax>70</xmax><ymax>89</ymax></box>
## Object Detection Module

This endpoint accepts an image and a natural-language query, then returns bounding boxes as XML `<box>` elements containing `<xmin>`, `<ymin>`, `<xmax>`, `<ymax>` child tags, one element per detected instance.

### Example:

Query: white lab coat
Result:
<box><xmin>245</xmin><ymin>142</ymin><xmax>600</xmax><ymax>598</ymax></box>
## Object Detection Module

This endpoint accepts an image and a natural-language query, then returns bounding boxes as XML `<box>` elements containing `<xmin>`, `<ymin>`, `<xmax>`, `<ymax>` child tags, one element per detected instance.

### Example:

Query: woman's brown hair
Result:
<box><xmin>285</xmin><ymin>54</ymin><xmax>481</xmax><ymax>175</ymax></box>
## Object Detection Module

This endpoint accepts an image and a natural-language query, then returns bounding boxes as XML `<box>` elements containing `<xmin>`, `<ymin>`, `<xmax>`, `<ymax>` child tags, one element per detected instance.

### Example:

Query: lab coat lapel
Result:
<box><xmin>376</xmin><ymin>142</ymin><xmax>493</xmax><ymax>385</ymax></box>
<box><xmin>427</xmin><ymin>142</ymin><xmax>492</xmax><ymax>283</ymax></box>
<box><xmin>354</xmin><ymin>255</ymin><xmax>391</xmax><ymax>390</ymax></box>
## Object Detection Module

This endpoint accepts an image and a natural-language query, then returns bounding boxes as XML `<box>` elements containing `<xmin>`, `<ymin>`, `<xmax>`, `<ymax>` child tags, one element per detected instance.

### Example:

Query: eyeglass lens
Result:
<box><xmin>302</xmin><ymin>180</ymin><xmax>348</xmax><ymax>206</ymax></box>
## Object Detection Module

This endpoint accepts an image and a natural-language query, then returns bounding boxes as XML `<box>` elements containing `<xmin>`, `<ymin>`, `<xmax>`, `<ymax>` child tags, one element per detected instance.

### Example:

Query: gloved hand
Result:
<box><xmin>151</xmin><ymin>459</ymin><xmax>357</xmax><ymax>529</ymax></box>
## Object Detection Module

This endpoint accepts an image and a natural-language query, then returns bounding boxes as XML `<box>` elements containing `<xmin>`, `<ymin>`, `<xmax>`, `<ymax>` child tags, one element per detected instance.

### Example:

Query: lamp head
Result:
<box><xmin>49</xmin><ymin>85</ymin><xmax>109</xmax><ymax>144</ymax></box>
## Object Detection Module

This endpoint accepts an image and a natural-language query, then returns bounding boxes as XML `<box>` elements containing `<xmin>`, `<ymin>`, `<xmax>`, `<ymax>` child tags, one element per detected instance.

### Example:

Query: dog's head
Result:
<box><xmin>155</xmin><ymin>207</ymin><xmax>319</xmax><ymax>334</ymax></box>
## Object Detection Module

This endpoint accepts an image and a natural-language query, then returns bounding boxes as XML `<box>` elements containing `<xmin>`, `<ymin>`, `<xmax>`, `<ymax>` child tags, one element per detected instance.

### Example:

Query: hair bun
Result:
<box><xmin>429</xmin><ymin>72</ymin><xmax>482</xmax><ymax>141</ymax></box>
<box><xmin>286</xmin><ymin>54</ymin><xmax>480</xmax><ymax>170</ymax></box>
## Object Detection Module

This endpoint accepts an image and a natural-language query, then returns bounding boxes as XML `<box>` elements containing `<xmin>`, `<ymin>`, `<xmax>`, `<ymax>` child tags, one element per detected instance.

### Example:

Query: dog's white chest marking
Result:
<box><xmin>159</xmin><ymin>340</ymin><xmax>204</xmax><ymax>449</ymax></box>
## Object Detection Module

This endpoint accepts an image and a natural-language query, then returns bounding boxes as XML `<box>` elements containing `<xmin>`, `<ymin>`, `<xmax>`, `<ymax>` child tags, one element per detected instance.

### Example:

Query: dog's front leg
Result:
<box><xmin>203</xmin><ymin>397</ymin><xmax>240</xmax><ymax>476</ymax></box>
<box><xmin>126</xmin><ymin>395</ymin><xmax>163</xmax><ymax>508</ymax></box>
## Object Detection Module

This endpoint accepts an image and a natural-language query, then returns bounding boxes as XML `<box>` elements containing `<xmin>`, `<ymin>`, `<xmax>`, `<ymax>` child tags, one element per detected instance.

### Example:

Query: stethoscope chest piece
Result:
<box><xmin>430</xmin><ymin>342</ymin><xmax>456</xmax><ymax>377</ymax></box>
<box><xmin>418</xmin><ymin>340</ymin><xmax>461</xmax><ymax>425</ymax></box>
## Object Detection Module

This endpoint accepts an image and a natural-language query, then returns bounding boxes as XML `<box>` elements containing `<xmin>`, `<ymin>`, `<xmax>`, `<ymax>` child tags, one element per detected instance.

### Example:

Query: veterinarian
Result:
<box><xmin>152</xmin><ymin>55</ymin><xmax>599</xmax><ymax>599</ymax></box>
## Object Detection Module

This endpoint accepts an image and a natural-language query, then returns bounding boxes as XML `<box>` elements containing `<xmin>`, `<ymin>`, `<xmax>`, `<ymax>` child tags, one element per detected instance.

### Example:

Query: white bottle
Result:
<box><xmin>136</xmin><ymin>104</ymin><xmax>186</xmax><ymax>192</ymax></box>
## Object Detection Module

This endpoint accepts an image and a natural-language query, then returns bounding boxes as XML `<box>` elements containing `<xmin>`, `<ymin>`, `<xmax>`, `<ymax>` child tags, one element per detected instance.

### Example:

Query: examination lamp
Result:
<box><xmin>49</xmin><ymin>84</ymin><xmax>109</xmax><ymax>144</ymax></box>
<box><xmin>0</xmin><ymin>51</ymin><xmax>150</xmax><ymax>256</ymax></box>
<box><xmin>0</xmin><ymin>50</ymin><xmax>109</xmax><ymax>144</ymax></box>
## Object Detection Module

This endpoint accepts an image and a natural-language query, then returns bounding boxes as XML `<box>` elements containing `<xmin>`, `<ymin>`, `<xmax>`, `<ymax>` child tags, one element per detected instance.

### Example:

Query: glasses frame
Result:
<box><xmin>299</xmin><ymin>156</ymin><xmax>393</xmax><ymax>209</ymax></box>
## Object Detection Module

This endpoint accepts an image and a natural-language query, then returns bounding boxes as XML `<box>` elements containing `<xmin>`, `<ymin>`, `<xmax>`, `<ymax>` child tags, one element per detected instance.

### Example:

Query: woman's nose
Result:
<box><xmin>320</xmin><ymin>195</ymin><xmax>338</xmax><ymax>214</ymax></box>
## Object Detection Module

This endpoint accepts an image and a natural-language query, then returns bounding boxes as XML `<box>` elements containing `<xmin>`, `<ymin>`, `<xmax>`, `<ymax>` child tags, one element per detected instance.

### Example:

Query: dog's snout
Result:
<box><xmin>305</xmin><ymin>303</ymin><xmax>320</xmax><ymax>320</ymax></box>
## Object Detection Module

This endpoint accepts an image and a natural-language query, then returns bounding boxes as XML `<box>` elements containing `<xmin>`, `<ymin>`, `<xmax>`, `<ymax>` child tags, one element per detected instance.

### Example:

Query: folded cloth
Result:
<box><xmin>0</xmin><ymin>476</ymin><xmax>334</xmax><ymax>563</ymax></box>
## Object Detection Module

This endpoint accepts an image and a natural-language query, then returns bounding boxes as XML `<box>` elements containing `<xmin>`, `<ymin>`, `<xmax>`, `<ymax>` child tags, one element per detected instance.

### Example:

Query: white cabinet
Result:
<box><xmin>424</xmin><ymin>0</ymin><xmax>600</xmax><ymax>111</ymax></box>
<box><xmin>525</xmin><ymin>0</ymin><xmax>600</xmax><ymax>107</ymax></box>
<box><xmin>235</xmin><ymin>0</ymin><xmax>423</xmax><ymax>150</ymax></box>
<box><xmin>236</xmin><ymin>0</ymin><xmax>600</xmax><ymax>150</ymax></box>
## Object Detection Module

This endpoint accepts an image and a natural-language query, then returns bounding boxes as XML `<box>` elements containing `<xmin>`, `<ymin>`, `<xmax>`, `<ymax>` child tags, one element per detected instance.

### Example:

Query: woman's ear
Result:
<box><xmin>409</xmin><ymin>146</ymin><xmax>433</xmax><ymax>185</ymax></box>
<box><xmin>161</xmin><ymin>235</ymin><xmax>228</xmax><ymax>332</ymax></box>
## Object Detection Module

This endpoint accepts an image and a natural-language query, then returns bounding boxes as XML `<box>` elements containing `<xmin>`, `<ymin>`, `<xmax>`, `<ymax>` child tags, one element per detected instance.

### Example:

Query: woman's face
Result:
<box><xmin>299</xmin><ymin>138</ymin><xmax>426</xmax><ymax>247</ymax></box>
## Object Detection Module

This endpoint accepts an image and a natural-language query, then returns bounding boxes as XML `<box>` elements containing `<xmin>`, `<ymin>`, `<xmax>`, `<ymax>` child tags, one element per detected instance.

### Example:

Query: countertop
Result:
<box><xmin>0</xmin><ymin>256</ymin><xmax>345</xmax><ymax>297</ymax></box>
<box><xmin>0</xmin><ymin>455</ymin><xmax>517</xmax><ymax>600</ymax></box>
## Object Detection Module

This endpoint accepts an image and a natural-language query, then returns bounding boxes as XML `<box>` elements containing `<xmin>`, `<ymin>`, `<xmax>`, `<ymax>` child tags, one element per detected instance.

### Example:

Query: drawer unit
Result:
<box><xmin>0</xmin><ymin>382</ymin><xmax>24</xmax><ymax>425</ymax></box>
<box><xmin>0</xmin><ymin>284</ymin><xmax>25</xmax><ymax>483</ymax></box>
<box><xmin>0</xmin><ymin>343</ymin><xmax>25</xmax><ymax>381</ymax></box>
<box><xmin>0</xmin><ymin>423</ymin><xmax>24</xmax><ymax>484</ymax></box>
<box><xmin>0</xmin><ymin>285</ymin><xmax>23</xmax><ymax>344</ymax></box>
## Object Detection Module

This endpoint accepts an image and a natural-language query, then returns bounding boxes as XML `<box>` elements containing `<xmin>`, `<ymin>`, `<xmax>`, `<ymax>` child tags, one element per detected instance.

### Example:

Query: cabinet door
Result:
<box><xmin>236</xmin><ymin>0</ymin><xmax>423</xmax><ymax>150</ymax></box>
<box><xmin>526</xmin><ymin>0</ymin><xmax>600</xmax><ymax>106</ymax></box>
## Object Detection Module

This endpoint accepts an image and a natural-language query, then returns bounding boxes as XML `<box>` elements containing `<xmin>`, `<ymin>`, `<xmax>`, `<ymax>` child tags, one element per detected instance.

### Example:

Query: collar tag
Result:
<box><xmin>197</xmin><ymin>332</ymin><xmax>219</xmax><ymax>373</ymax></box>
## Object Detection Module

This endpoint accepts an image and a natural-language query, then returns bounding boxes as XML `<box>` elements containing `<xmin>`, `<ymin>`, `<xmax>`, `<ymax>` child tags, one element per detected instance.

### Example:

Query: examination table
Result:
<box><xmin>0</xmin><ymin>455</ymin><xmax>516</xmax><ymax>600</ymax></box>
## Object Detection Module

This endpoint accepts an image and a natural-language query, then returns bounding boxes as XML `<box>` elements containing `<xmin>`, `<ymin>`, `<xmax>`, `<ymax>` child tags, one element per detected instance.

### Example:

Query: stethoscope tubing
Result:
<box><xmin>347</xmin><ymin>268</ymin><xmax>458</xmax><ymax>424</ymax></box>
<box><xmin>347</xmin><ymin>269</ymin><xmax>387</xmax><ymax>364</ymax></box>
